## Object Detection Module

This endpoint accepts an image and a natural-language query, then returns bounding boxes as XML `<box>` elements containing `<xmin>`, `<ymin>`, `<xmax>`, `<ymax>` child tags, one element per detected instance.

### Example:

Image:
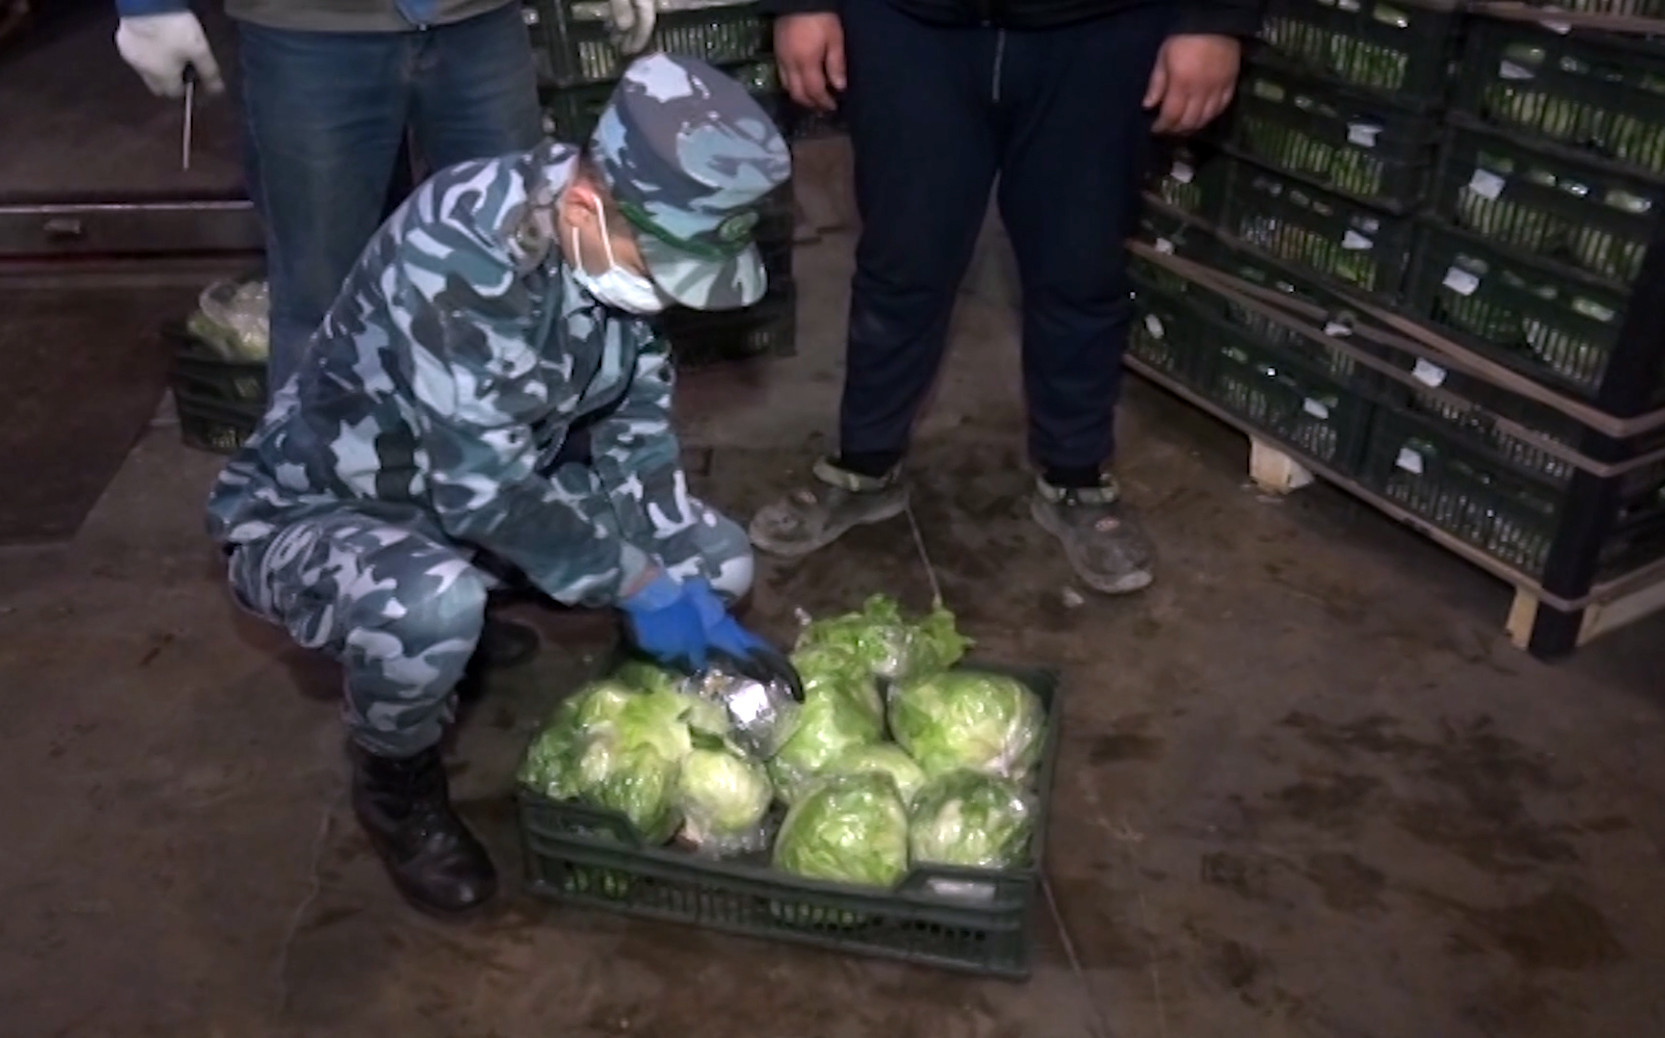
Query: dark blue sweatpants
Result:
<box><xmin>838</xmin><ymin>0</ymin><xmax>1171</xmax><ymax>473</ymax></box>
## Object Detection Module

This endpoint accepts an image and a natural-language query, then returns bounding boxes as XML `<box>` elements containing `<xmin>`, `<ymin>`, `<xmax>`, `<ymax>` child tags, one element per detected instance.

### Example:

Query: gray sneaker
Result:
<box><xmin>1030</xmin><ymin>474</ymin><xmax>1155</xmax><ymax>595</ymax></box>
<box><xmin>749</xmin><ymin>458</ymin><xmax>909</xmax><ymax>557</ymax></box>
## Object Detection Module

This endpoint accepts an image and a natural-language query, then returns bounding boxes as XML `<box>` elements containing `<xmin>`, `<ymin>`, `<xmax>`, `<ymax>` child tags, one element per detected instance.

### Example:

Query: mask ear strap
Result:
<box><xmin>592</xmin><ymin>197</ymin><xmax>619</xmax><ymax>270</ymax></box>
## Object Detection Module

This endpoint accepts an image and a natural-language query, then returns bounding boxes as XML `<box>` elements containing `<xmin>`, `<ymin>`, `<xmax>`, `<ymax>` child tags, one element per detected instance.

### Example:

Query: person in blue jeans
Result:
<box><xmin>114</xmin><ymin>0</ymin><xmax>657</xmax><ymax>672</ymax></box>
<box><xmin>112</xmin><ymin>0</ymin><xmax>657</xmax><ymax>397</ymax></box>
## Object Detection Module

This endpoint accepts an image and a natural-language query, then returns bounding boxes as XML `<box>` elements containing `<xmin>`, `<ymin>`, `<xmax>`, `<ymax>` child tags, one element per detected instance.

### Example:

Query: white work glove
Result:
<box><xmin>115</xmin><ymin>12</ymin><xmax>224</xmax><ymax>98</ymax></box>
<box><xmin>607</xmin><ymin>0</ymin><xmax>656</xmax><ymax>57</ymax></box>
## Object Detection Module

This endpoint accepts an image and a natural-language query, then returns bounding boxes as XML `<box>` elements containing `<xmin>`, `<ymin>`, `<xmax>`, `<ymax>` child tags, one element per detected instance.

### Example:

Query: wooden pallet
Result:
<box><xmin>1125</xmin><ymin>355</ymin><xmax>1665</xmax><ymax>657</ymax></box>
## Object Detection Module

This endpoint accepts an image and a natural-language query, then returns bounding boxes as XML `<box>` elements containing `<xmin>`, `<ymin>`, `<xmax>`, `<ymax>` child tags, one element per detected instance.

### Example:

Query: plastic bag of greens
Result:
<box><xmin>796</xmin><ymin>595</ymin><xmax>970</xmax><ymax>683</ymax></box>
<box><xmin>612</xmin><ymin>658</ymin><xmax>687</xmax><ymax>696</ymax></box>
<box><xmin>825</xmin><ymin>743</ymin><xmax>927</xmax><ymax>807</ymax></box>
<box><xmin>190</xmin><ymin>278</ymin><xmax>271</xmax><ymax>362</ymax></box>
<box><xmin>889</xmin><ymin>670</ymin><xmax>1046</xmax><ymax>780</ymax></box>
<box><xmin>908</xmin><ymin>769</ymin><xmax>1035</xmax><ymax>870</ymax></box>
<box><xmin>766</xmin><ymin>665</ymin><xmax>884</xmax><ymax>805</ymax></box>
<box><xmin>773</xmin><ymin>772</ymin><xmax>910</xmax><ymax>889</ymax></box>
<box><xmin>675</xmin><ymin>735</ymin><xmax>775</xmax><ymax>857</ymax></box>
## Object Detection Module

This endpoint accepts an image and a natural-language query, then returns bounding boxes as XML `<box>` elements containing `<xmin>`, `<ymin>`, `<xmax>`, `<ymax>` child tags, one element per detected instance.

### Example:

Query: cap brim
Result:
<box><xmin>636</xmin><ymin>233</ymin><xmax>768</xmax><ymax>311</ymax></box>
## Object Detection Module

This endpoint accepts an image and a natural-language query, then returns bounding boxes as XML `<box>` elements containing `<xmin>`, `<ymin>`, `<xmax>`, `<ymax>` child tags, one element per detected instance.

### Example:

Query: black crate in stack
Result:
<box><xmin>526</xmin><ymin>0</ymin><xmax>797</xmax><ymax>366</ymax></box>
<box><xmin>167</xmin><ymin>323</ymin><xmax>267</xmax><ymax>456</ymax></box>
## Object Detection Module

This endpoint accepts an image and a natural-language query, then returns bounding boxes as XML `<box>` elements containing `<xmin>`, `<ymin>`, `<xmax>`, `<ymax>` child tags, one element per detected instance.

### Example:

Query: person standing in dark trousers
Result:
<box><xmin>751</xmin><ymin>0</ymin><xmax>1255</xmax><ymax>593</ymax></box>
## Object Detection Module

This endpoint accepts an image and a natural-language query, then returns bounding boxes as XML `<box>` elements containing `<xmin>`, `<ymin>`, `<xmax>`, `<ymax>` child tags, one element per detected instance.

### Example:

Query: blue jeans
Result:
<box><xmin>238</xmin><ymin>3</ymin><xmax>542</xmax><ymax>395</ymax></box>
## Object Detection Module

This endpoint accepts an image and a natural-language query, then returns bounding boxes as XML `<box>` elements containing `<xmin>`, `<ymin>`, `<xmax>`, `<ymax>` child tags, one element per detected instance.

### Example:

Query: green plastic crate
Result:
<box><xmin>541</xmin><ymin>59</ymin><xmax>782</xmax><ymax>143</ymax></box>
<box><xmin>166</xmin><ymin>324</ymin><xmax>267</xmax><ymax>408</ymax></box>
<box><xmin>1406</xmin><ymin>223</ymin><xmax>1632</xmax><ymax>398</ymax></box>
<box><xmin>1434</xmin><ymin>122</ymin><xmax>1664</xmax><ymax>289</ymax></box>
<box><xmin>1374</xmin><ymin>352</ymin><xmax>1587</xmax><ymax>486</ymax></box>
<box><xmin>176</xmin><ymin>391</ymin><xmax>262</xmax><ymax>456</ymax></box>
<box><xmin>1220</xmin><ymin>161</ymin><xmax>1417</xmax><ymax>297</ymax></box>
<box><xmin>1229</xmin><ymin>62</ymin><xmax>1439</xmax><ymax>209</ymax></box>
<box><xmin>1199</xmin><ymin>308</ymin><xmax>1378</xmax><ymax>472</ymax></box>
<box><xmin>1258</xmin><ymin>0</ymin><xmax>1462</xmax><ymax>109</ymax></box>
<box><xmin>1454</xmin><ymin>21</ymin><xmax>1665</xmax><ymax>178</ymax></box>
<box><xmin>1145</xmin><ymin>140</ymin><xmax>1233</xmax><ymax>222</ymax></box>
<box><xmin>1363</xmin><ymin>405</ymin><xmax>1568</xmax><ymax>575</ymax></box>
<box><xmin>524</xmin><ymin>0</ymin><xmax>769</xmax><ymax>88</ymax></box>
<box><xmin>516</xmin><ymin>663</ymin><xmax>1062</xmax><ymax>978</ymax></box>
<box><xmin>1362</xmin><ymin>403</ymin><xmax>1665</xmax><ymax>579</ymax></box>
<box><xmin>1129</xmin><ymin>278</ymin><xmax>1215</xmax><ymax>385</ymax></box>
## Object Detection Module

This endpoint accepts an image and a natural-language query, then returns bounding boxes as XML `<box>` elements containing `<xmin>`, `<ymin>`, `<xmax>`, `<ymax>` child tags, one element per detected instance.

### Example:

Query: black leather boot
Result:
<box><xmin>350</xmin><ymin>744</ymin><xmax>497</xmax><ymax>914</ymax></box>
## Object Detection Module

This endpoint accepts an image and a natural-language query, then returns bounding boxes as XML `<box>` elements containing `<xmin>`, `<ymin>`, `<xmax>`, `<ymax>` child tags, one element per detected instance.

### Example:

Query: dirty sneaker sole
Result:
<box><xmin>1029</xmin><ymin>497</ymin><xmax>1154</xmax><ymax>596</ymax></box>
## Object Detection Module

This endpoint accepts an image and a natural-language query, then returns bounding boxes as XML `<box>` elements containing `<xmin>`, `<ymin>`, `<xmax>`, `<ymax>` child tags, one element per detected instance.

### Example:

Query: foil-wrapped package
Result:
<box><xmin>685</xmin><ymin>665</ymin><xmax>800</xmax><ymax>760</ymax></box>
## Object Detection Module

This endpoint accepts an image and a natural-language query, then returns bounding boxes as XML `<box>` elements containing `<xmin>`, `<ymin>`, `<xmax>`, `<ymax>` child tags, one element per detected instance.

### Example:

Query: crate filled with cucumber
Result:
<box><xmin>1453</xmin><ymin>21</ymin><xmax>1665</xmax><ymax>178</ymax></box>
<box><xmin>1219</xmin><ymin>161</ymin><xmax>1417</xmax><ymax>298</ymax></box>
<box><xmin>1406</xmin><ymin>223</ymin><xmax>1638</xmax><ymax>400</ymax></box>
<box><xmin>1144</xmin><ymin>139</ymin><xmax>1234</xmax><ymax>223</ymax></box>
<box><xmin>524</xmin><ymin>0</ymin><xmax>770</xmax><ymax>89</ymax></box>
<box><xmin>1362</xmin><ymin>402</ymin><xmax>1665</xmax><ymax>580</ymax></box>
<box><xmin>541</xmin><ymin>57</ymin><xmax>782</xmax><ymax>144</ymax></box>
<box><xmin>1228</xmin><ymin>62</ymin><xmax>1440</xmax><ymax>210</ymax></box>
<box><xmin>1257</xmin><ymin>0</ymin><xmax>1463</xmax><ymax>111</ymax></box>
<box><xmin>1433</xmin><ymin>122</ymin><xmax>1665</xmax><ymax>290</ymax></box>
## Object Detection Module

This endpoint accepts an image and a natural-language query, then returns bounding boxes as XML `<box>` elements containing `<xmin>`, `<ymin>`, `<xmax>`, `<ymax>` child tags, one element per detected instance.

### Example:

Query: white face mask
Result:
<box><xmin>569</xmin><ymin>197</ymin><xmax>668</xmax><ymax>315</ymax></box>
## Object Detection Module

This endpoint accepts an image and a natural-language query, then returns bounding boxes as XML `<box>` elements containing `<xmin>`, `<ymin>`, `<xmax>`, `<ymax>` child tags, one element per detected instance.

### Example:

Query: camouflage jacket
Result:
<box><xmin>207</xmin><ymin>142</ymin><xmax>684</xmax><ymax>607</ymax></box>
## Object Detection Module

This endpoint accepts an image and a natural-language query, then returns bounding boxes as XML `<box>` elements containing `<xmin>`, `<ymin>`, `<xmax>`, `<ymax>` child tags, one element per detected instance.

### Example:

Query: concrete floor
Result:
<box><xmin>6</xmin><ymin>157</ymin><xmax>1665</xmax><ymax>1036</ymax></box>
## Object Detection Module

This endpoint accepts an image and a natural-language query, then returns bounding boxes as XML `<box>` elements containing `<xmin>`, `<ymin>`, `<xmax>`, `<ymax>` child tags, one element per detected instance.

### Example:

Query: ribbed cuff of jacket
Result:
<box><xmin>116</xmin><ymin>0</ymin><xmax>192</xmax><ymax>16</ymax></box>
<box><xmin>758</xmin><ymin>0</ymin><xmax>840</xmax><ymax>16</ymax></box>
<box><xmin>1172</xmin><ymin>2</ymin><xmax>1263</xmax><ymax>38</ymax></box>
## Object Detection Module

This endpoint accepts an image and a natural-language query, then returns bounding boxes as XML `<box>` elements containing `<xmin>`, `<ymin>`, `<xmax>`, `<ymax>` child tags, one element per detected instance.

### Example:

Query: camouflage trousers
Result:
<box><xmin>227</xmin><ymin>469</ymin><xmax>752</xmax><ymax>758</ymax></box>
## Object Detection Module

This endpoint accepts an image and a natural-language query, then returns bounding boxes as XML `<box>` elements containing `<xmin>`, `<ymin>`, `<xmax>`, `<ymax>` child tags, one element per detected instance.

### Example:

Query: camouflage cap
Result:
<box><xmin>590</xmin><ymin>53</ymin><xmax>792</xmax><ymax>311</ymax></box>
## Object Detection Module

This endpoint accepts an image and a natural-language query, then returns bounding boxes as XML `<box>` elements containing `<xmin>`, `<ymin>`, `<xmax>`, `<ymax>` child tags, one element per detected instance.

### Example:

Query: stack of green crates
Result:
<box><xmin>1377</xmin><ymin>18</ymin><xmax>1665</xmax><ymax>580</ymax></box>
<box><xmin>1137</xmin><ymin>0</ymin><xmax>1665</xmax><ymax>583</ymax></box>
<box><xmin>524</xmin><ymin>0</ymin><xmax>796</xmax><ymax>367</ymax></box>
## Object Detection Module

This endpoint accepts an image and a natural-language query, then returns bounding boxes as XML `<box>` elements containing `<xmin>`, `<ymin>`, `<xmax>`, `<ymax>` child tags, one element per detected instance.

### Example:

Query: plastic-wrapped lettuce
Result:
<box><xmin>772</xmin><ymin>772</ymin><xmax>910</xmax><ymax>889</ymax></box>
<box><xmin>579</xmin><ymin>737</ymin><xmax>683</xmax><ymax>844</ymax></box>
<box><xmin>908</xmin><ymin>770</ymin><xmax>1035</xmax><ymax>869</ymax></box>
<box><xmin>825</xmin><ymin>744</ymin><xmax>927</xmax><ymax>807</ymax></box>
<box><xmin>518</xmin><ymin>679</ymin><xmax>638</xmax><ymax>799</ymax></box>
<box><xmin>766</xmin><ymin>659</ymin><xmax>884</xmax><ymax>805</ymax></box>
<box><xmin>889</xmin><ymin>670</ymin><xmax>1046</xmax><ymax>780</ymax></box>
<box><xmin>520</xmin><ymin>681</ymin><xmax>700</xmax><ymax>845</ymax></box>
<box><xmin>675</xmin><ymin>736</ymin><xmax>774</xmax><ymax>856</ymax></box>
<box><xmin>796</xmin><ymin>595</ymin><xmax>970</xmax><ymax>683</ymax></box>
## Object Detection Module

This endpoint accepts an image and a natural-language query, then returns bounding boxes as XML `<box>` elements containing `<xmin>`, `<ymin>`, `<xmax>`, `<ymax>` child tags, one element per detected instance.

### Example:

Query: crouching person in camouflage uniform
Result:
<box><xmin>205</xmin><ymin>54</ymin><xmax>793</xmax><ymax>914</ymax></box>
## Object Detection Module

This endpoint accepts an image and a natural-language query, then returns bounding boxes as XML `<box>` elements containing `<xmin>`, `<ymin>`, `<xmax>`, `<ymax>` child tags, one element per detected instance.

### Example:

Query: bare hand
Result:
<box><xmin>774</xmin><ymin>13</ymin><xmax>845</xmax><ymax>113</ymax></box>
<box><xmin>1143</xmin><ymin>34</ymin><xmax>1241</xmax><ymax>135</ymax></box>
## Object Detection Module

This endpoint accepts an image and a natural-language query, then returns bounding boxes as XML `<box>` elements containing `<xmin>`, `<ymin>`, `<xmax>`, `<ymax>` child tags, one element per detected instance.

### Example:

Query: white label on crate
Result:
<box><xmin>1443</xmin><ymin>266</ymin><xmax>1482</xmax><ymax>296</ymax></box>
<box><xmin>1500</xmin><ymin>60</ymin><xmax>1536</xmax><ymax>81</ymax></box>
<box><xmin>1171</xmin><ymin>161</ymin><xmax>1196</xmax><ymax>184</ymax></box>
<box><xmin>1303</xmin><ymin>398</ymin><xmax>1332</xmax><ymax>420</ymax></box>
<box><xmin>1145</xmin><ymin>314</ymin><xmax>1166</xmax><ymax>338</ymax></box>
<box><xmin>1155</xmin><ymin>237</ymin><xmax>1176</xmax><ymax>255</ymax></box>
<box><xmin>1396</xmin><ymin>447</ymin><xmax>1426</xmax><ymax>475</ymax></box>
<box><xmin>1468</xmin><ymin>168</ymin><xmax>1507</xmax><ymax>200</ymax></box>
<box><xmin>1412</xmin><ymin>358</ymin><xmax>1449</xmax><ymax>387</ymax></box>
<box><xmin>1324</xmin><ymin>320</ymin><xmax>1354</xmax><ymax>338</ymax></box>
<box><xmin>924</xmin><ymin>878</ymin><xmax>998</xmax><ymax>903</ymax></box>
<box><xmin>1347</xmin><ymin>123</ymin><xmax>1383</xmax><ymax>148</ymax></box>
<box><xmin>1342</xmin><ymin>230</ymin><xmax>1374</xmax><ymax>251</ymax></box>
<box><xmin>1545</xmin><ymin>19</ymin><xmax>1572</xmax><ymax>34</ymax></box>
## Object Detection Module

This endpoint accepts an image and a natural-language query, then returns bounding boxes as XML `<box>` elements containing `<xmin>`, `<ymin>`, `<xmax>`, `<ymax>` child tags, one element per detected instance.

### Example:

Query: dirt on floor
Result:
<box><xmin>3</xmin><ymin>219</ymin><xmax>1664</xmax><ymax>1038</ymax></box>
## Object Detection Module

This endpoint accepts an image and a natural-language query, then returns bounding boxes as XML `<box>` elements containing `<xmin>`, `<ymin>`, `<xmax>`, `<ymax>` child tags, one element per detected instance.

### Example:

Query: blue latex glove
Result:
<box><xmin>622</xmin><ymin>574</ymin><xmax>762</xmax><ymax>671</ymax></box>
